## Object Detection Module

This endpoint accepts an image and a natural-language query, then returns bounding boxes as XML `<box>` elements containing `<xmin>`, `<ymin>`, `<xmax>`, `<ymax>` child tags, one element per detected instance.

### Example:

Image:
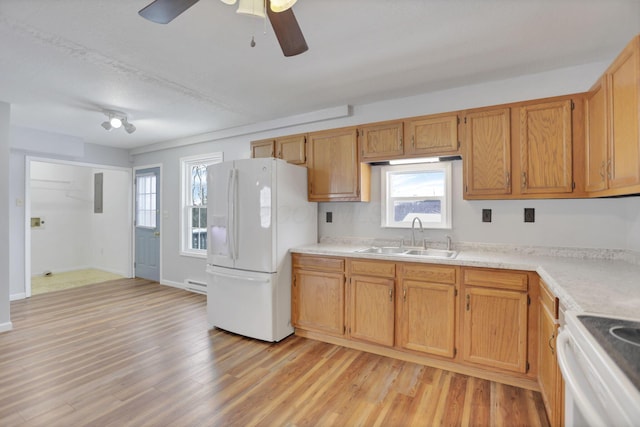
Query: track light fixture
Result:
<box><xmin>101</xmin><ymin>110</ymin><xmax>136</xmax><ymax>134</ymax></box>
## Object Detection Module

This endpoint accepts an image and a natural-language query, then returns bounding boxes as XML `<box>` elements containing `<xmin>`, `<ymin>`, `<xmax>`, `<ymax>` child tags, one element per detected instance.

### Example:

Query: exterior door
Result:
<box><xmin>135</xmin><ymin>167</ymin><xmax>160</xmax><ymax>281</ymax></box>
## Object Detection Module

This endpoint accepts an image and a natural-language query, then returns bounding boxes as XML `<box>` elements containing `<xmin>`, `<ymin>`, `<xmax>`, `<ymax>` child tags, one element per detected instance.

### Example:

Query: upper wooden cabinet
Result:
<box><xmin>251</xmin><ymin>134</ymin><xmax>307</xmax><ymax>165</ymax></box>
<box><xmin>276</xmin><ymin>134</ymin><xmax>307</xmax><ymax>165</ymax></box>
<box><xmin>585</xmin><ymin>77</ymin><xmax>609</xmax><ymax>193</ymax></box>
<box><xmin>405</xmin><ymin>113</ymin><xmax>460</xmax><ymax>156</ymax></box>
<box><xmin>518</xmin><ymin>99</ymin><xmax>573</xmax><ymax>195</ymax></box>
<box><xmin>359</xmin><ymin>121</ymin><xmax>404</xmax><ymax>161</ymax></box>
<box><xmin>359</xmin><ymin>114</ymin><xmax>460</xmax><ymax>162</ymax></box>
<box><xmin>464</xmin><ymin>95</ymin><xmax>582</xmax><ymax>200</ymax></box>
<box><xmin>307</xmin><ymin>127</ymin><xmax>371</xmax><ymax>202</ymax></box>
<box><xmin>585</xmin><ymin>35</ymin><xmax>640</xmax><ymax>196</ymax></box>
<box><xmin>251</xmin><ymin>139</ymin><xmax>275</xmax><ymax>158</ymax></box>
<box><xmin>463</xmin><ymin>108</ymin><xmax>512</xmax><ymax>197</ymax></box>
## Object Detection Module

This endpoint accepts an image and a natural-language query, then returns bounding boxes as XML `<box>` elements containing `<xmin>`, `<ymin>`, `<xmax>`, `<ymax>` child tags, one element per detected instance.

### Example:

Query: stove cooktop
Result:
<box><xmin>578</xmin><ymin>315</ymin><xmax>640</xmax><ymax>392</ymax></box>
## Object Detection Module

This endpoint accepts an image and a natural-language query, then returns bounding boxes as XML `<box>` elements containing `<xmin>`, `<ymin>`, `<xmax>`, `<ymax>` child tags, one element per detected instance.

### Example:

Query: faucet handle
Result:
<box><xmin>445</xmin><ymin>235</ymin><xmax>452</xmax><ymax>251</ymax></box>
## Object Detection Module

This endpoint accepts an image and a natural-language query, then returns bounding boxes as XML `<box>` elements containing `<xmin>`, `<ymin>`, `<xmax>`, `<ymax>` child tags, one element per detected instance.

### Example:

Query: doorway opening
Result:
<box><xmin>25</xmin><ymin>157</ymin><xmax>133</xmax><ymax>297</ymax></box>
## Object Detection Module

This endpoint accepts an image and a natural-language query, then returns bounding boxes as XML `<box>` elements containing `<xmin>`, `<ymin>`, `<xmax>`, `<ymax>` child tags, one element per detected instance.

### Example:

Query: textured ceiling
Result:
<box><xmin>1</xmin><ymin>0</ymin><xmax>639</xmax><ymax>150</ymax></box>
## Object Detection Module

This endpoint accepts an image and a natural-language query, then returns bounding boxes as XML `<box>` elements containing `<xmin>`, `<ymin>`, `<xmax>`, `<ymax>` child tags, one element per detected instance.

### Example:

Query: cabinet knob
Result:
<box><xmin>389</xmin><ymin>288</ymin><xmax>393</xmax><ymax>302</ymax></box>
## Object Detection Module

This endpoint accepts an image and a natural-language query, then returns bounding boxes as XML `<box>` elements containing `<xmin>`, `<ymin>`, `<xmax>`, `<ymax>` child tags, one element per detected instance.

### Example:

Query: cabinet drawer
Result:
<box><xmin>349</xmin><ymin>259</ymin><xmax>395</xmax><ymax>278</ymax></box>
<box><xmin>401</xmin><ymin>263</ymin><xmax>457</xmax><ymax>284</ymax></box>
<box><xmin>539</xmin><ymin>279</ymin><xmax>558</xmax><ymax>318</ymax></box>
<box><xmin>462</xmin><ymin>268</ymin><xmax>528</xmax><ymax>292</ymax></box>
<box><xmin>293</xmin><ymin>254</ymin><xmax>344</xmax><ymax>272</ymax></box>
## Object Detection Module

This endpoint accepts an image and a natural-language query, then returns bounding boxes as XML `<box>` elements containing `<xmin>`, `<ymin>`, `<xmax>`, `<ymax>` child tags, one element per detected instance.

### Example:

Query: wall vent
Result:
<box><xmin>184</xmin><ymin>279</ymin><xmax>206</xmax><ymax>294</ymax></box>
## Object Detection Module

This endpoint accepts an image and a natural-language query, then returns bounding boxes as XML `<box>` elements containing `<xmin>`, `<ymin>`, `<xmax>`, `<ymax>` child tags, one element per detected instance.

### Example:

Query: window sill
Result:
<box><xmin>180</xmin><ymin>250</ymin><xmax>207</xmax><ymax>259</ymax></box>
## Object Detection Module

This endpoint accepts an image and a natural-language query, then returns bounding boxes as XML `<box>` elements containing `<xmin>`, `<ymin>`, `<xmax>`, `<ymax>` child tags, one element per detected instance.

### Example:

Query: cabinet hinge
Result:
<box><xmin>356</xmin><ymin>129</ymin><xmax>360</xmax><ymax>137</ymax></box>
<box><xmin>453</xmin><ymin>348</ymin><xmax>457</xmax><ymax>357</ymax></box>
<box><xmin>526</xmin><ymin>361</ymin><xmax>530</xmax><ymax>372</ymax></box>
<box><xmin>457</xmin><ymin>117</ymin><xmax>460</xmax><ymax>125</ymax></box>
<box><xmin>571</xmin><ymin>100</ymin><xmax>575</xmax><ymax>110</ymax></box>
<box><xmin>464</xmin><ymin>117</ymin><xmax>467</xmax><ymax>124</ymax></box>
<box><xmin>527</xmin><ymin>295</ymin><xmax>531</xmax><ymax>305</ymax></box>
<box><xmin>572</xmin><ymin>181</ymin><xmax>576</xmax><ymax>190</ymax></box>
<box><xmin>344</xmin><ymin>325</ymin><xmax>346</xmax><ymax>334</ymax></box>
<box><xmin>454</xmin><ymin>288</ymin><xmax>458</xmax><ymax>297</ymax></box>
<box><xmin>457</xmin><ymin>140</ymin><xmax>461</xmax><ymax>149</ymax></box>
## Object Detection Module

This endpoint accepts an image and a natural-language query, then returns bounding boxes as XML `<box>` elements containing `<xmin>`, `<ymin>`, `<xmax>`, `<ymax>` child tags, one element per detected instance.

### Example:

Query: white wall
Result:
<box><xmin>30</xmin><ymin>162</ymin><xmax>93</xmax><ymax>275</ymax></box>
<box><xmin>0</xmin><ymin>102</ymin><xmax>10</xmax><ymax>332</ymax></box>
<box><xmin>9</xmin><ymin>127</ymin><xmax>131</xmax><ymax>299</ymax></box>
<box><xmin>131</xmin><ymin>59</ymin><xmax>640</xmax><ymax>290</ymax></box>
<box><xmin>318</xmin><ymin>162</ymin><xmax>636</xmax><ymax>250</ymax></box>
<box><xmin>90</xmin><ymin>168</ymin><xmax>132</xmax><ymax>276</ymax></box>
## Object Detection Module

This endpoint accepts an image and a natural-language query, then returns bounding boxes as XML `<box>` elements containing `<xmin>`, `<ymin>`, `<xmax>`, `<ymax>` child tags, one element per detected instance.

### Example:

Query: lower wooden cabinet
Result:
<box><xmin>349</xmin><ymin>275</ymin><xmax>395</xmax><ymax>346</ymax></box>
<box><xmin>461</xmin><ymin>268</ymin><xmax>529</xmax><ymax>373</ymax></box>
<box><xmin>538</xmin><ymin>280</ymin><xmax>564</xmax><ymax>427</ymax></box>
<box><xmin>292</xmin><ymin>254</ymin><xmax>540</xmax><ymax>390</ymax></box>
<box><xmin>398</xmin><ymin>263</ymin><xmax>458</xmax><ymax>358</ymax></box>
<box><xmin>292</xmin><ymin>255</ymin><xmax>345</xmax><ymax>337</ymax></box>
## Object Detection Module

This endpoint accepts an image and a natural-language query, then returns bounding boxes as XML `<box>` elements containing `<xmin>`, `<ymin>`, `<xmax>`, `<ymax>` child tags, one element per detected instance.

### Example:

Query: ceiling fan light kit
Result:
<box><xmin>269</xmin><ymin>0</ymin><xmax>297</xmax><ymax>13</ymax></box>
<box><xmin>235</xmin><ymin>0</ymin><xmax>266</xmax><ymax>18</ymax></box>
<box><xmin>101</xmin><ymin>110</ymin><xmax>136</xmax><ymax>134</ymax></box>
<box><xmin>138</xmin><ymin>0</ymin><xmax>308</xmax><ymax>56</ymax></box>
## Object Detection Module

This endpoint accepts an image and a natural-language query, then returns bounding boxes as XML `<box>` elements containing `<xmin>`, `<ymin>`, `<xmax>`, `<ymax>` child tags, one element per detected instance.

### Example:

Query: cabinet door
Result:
<box><xmin>585</xmin><ymin>78</ymin><xmax>608</xmax><ymax>192</ymax></box>
<box><xmin>539</xmin><ymin>301</ymin><xmax>559</xmax><ymax>426</ymax></box>
<box><xmin>276</xmin><ymin>134</ymin><xmax>307</xmax><ymax>165</ymax></box>
<box><xmin>462</xmin><ymin>287</ymin><xmax>528</xmax><ymax>373</ymax></box>
<box><xmin>463</xmin><ymin>108</ymin><xmax>511</xmax><ymax>197</ymax></box>
<box><xmin>608</xmin><ymin>37</ymin><xmax>640</xmax><ymax>189</ymax></box>
<box><xmin>307</xmin><ymin>127</ymin><xmax>369</xmax><ymax>201</ymax></box>
<box><xmin>519</xmin><ymin>100</ymin><xmax>573</xmax><ymax>194</ymax></box>
<box><xmin>398</xmin><ymin>279</ymin><xmax>456</xmax><ymax>358</ymax></box>
<box><xmin>359</xmin><ymin>121</ymin><xmax>404</xmax><ymax>161</ymax></box>
<box><xmin>349</xmin><ymin>276</ymin><xmax>395</xmax><ymax>346</ymax></box>
<box><xmin>405</xmin><ymin>114</ymin><xmax>459</xmax><ymax>156</ymax></box>
<box><xmin>251</xmin><ymin>139</ymin><xmax>275</xmax><ymax>158</ymax></box>
<box><xmin>293</xmin><ymin>269</ymin><xmax>345</xmax><ymax>337</ymax></box>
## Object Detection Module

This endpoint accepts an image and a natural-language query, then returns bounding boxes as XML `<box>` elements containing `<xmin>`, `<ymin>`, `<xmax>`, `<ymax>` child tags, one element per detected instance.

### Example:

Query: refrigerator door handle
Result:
<box><xmin>227</xmin><ymin>168</ymin><xmax>236</xmax><ymax>261</ymax></box>
<box><xmin>211</xmin><ymin>270</ymin><xmax>271</xmax><ymax>283</ymax></box>
<box><xmin>231</xmin><ymin>168</ymin><xmax>239</xmax><ymax>261</ymax></box>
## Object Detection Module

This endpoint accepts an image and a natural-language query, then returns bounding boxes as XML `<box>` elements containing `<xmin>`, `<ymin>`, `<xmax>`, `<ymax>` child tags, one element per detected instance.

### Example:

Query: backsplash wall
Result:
<box><xmin>318</xmin><ymin>161</ymin><xmax>638</xmax><ymax>251</ymax></box>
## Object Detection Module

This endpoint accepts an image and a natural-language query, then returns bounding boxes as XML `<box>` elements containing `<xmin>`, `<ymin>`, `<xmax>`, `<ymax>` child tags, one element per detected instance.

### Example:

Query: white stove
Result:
<box><xmin>557</xmin><ymin>311</ymin><xmax>640</xmax><ymax>427</ymax></box>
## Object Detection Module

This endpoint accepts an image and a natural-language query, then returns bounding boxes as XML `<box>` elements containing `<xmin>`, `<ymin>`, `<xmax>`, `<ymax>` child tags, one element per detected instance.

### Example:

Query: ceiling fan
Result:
<box><xmin>138</xmin><ymin>0</ymin><xmax>308</xmax><ymax>57</ymax></box>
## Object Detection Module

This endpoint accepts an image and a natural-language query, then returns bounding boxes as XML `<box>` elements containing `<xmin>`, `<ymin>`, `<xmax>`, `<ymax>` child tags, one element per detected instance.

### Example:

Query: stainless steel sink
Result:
<box><xmin>355</xmin><ymin>247</ymin><xmax>457</xmax><ymax>259</ymax></box>
<box><xmin>357</xmin><ymin>247</ymin><xmax>409</xmax><ymax>254</ymax></box>
<box><xmin>405</xmin><ymin>248</ymin><xmax>458</xmax><ymax>258</ymax></box>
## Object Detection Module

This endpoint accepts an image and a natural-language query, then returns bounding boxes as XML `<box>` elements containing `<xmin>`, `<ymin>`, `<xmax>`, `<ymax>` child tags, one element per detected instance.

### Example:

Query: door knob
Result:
<box><xmin>154</xmin><ymin>231</ymin><xmax>160</xmax><ymax>237</ymax></box>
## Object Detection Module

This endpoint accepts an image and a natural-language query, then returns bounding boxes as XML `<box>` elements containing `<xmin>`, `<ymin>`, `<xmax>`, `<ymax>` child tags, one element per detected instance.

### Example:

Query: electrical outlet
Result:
<box><xmin>524</xmin><ymin>208</ymin><xmax>535</xmax><ymax>223</ymax></box>
<box><xmin>326</xmin><ymin>212</ymin><xmax>333</xmax><ymax>223</ymax></box>
<box><xmin>482</xmin><ymin>209</ymin><xmax>492</xmax><ymax>223</ymax></box>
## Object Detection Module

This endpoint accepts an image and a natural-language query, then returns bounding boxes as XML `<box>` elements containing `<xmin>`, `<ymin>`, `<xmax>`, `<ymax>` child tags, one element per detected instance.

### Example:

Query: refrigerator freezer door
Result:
<box><xmin>207</xmin><ymin>265</ymin><xmax>292</xmax><ymax>342</ymax></box>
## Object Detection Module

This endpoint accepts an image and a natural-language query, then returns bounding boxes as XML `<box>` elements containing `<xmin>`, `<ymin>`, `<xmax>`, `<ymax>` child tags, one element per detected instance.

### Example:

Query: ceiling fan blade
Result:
<box><xmin>266</xmin><ymin>1</ymin><xmax>308</xmax><ymax>57</ymax></box>
<box><xmin>138</xmin><ymin>0</ymin><xmax>199</xmax><ymax>24</ymax></box>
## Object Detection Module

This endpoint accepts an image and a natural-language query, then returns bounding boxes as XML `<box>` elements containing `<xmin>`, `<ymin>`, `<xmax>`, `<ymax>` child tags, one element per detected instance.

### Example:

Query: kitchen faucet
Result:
<box><xmin>411</xmin><ymin>217</ymin><xmax>424</xmax><ymax>248</ymax></box>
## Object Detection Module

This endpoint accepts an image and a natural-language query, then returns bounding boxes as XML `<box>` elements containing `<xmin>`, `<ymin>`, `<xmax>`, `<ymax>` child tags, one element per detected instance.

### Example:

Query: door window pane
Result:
<box><xmin>136</xmin><ymin>174</ymin><xmax>156</xmax><ymax>228</ymax></box>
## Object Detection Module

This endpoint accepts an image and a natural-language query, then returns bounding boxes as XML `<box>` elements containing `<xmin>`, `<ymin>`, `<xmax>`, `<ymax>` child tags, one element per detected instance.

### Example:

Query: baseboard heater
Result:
<box><xmin>184</xmin><ymin>279</ymin><xmax>207</xmax><ymax>294</ymax></box>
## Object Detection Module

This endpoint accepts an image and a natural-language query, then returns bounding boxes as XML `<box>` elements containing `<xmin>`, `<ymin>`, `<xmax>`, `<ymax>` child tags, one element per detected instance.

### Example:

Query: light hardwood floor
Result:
<box><xmin>0</xmin><ymin>279</ymin><xmax>550</xmax><ymax>426</ymax></box>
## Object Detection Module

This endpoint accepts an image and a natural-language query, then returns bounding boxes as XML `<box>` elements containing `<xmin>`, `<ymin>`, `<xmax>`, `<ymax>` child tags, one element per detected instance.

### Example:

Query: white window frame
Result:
<box><xmin>380</xmin><ymin>161</ymin><xmax>452</xmax><ymax>229</ymax></box>
<box><xmin>180</xmin><ymin>152</ymin><xmax>223</xmax><ymax>258</ymax></box>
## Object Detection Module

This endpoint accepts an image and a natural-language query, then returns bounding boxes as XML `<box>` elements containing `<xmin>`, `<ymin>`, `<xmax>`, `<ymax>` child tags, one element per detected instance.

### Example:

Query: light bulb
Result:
<box><xmin>110</xmin><ymin>117</ymin><xmax>122</xmax><ymax>128</ymax></box>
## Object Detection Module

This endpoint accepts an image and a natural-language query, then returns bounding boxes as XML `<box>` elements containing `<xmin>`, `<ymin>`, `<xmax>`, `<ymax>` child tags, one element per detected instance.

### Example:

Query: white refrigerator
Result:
<box><xmin>206</xmin><ymin>158</ymin><xmax>317</xmax><ymax>342</ymax></box>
